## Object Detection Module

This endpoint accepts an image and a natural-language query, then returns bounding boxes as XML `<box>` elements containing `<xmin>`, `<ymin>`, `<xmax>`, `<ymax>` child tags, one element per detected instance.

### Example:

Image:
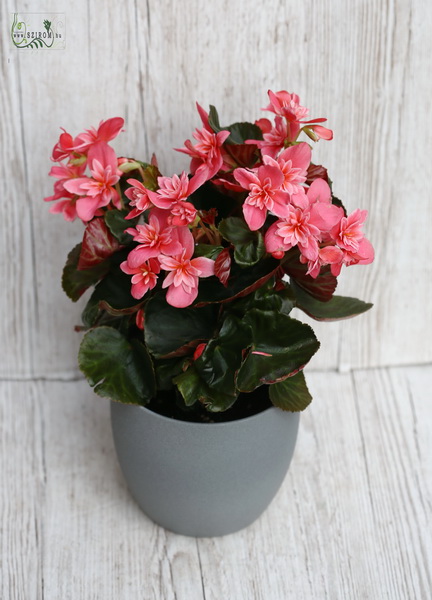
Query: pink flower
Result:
<box><xmin>47</xmin><ymin>193</ymin><xmax>78</xmax><ymax>221</ymax></box>
<box><xmin>263</xmin><ymin>91</ymin><xmax>310</xmax><ymax>122</ymax></box>
<box><xmin>64</xmin><ymin>158</ymin><xmax>121</xmax><ymax>222</ymax></box>
<box><xmin>265</xmin><ymin>178</ymin><xmax>343</xmax><ymax>261</ymax></box>
<box><xmin>124</xmin><ymin>178</ymin><xmax>155</xmax><ymax>219</ymax></box>
<box><xmin>265</xmin><ymin>206</ymin><xmax>321</xmax><ymax>261</ymax></box>
<box><xmin>331</xmin><ymin>209</ymin><xmax>369</xmax><ymax>254</ymax></box>
<box><xmin>46</xmin><ymin>162</ymin><xmax>86</xmax><ymax>192</ymax></box>
<box><xmin>51</xmin><ymin>128</ymin><xmax>80</xmax><ymax>162</ymax></box>
<box><xmin>120</xmin><ymin>258</ymin><xmax>160</xmax><ymax>300</ymax></box>
<box><xmin>234</xmin><ymin>164</ymin><xmax>290</xmax><ymax>230</ymax></box>
<box><xmin>176</xmin><ymin>104</ymin><xmax>230</xmax><ymax>179</ymax></box>
<box><xmin>300</xmin><ymin>207</ymin><xmax>374</xmax><ymax>278</ymax></box>
<box><xmin>159</xmin><ymin>228</ymin><xmax>215</xmax><ymax>308</ymax></box>
<box><xmin>73</xmin><ymin>117</ymin><xmax>124</xmax><ymax>153</ymax></box>
<box><xmin>263</xmin><ymin>142</ymin><xmax>311</xmax><ymax>196</ymax></box>
<box><xmin>44</xmin><ymin>162</ymin><xmax>87</xmax><ymax>221</ymax></box>
<box><xmin>262</xmin><ymin>90</ymin><xmax>333</xmax><ymax>142</ymax></box>
<box><xmin>328</xmin><ymin>209</ymin><xmax>375</xmax><ymax>274</ymax></box>
<box><xmin>125</xmin><ymin>211</ymin><xmax>183</xmax><ymax>267</ymax></box>
<box><xmin>250</xmin><ymin>116</ymin><xmax>289</xmax><ymax>158</ymax></box>
<box><xmin>301</xmin><ymin>246</ymin><xmax>345</xmax><ymax>278</ymax></box>
<box><xmin>151</xmin><ymin>170</ymin><xmax>204</xmax><ymax>208</ymax></box>
<box><xmin>170</xmin><ymin>201</ymin><xmax>197</xmax><ymax>226</ymax></box>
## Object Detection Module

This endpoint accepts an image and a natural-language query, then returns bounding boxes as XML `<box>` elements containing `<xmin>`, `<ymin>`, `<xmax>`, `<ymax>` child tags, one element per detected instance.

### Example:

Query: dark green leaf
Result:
<box><xmin>144</xmin><ymin>294</ymin><xmax>217</xmax><ymax>358</ymax></box>
<box><xmin>269</xmin><ymin>371</ymin><xmax>312</xmax><ymax>411</ymax></box>
<box><xmin>81</xmin><ymin>264</ymin><xmax>139</xmax><ymax>328</ymax></box>
<box><xmin>195</xmin><ymin>257</ymin><xmax>279</xmax><ymax>306</ymax></box>
<box><xmin>195</xmin><ymin>314</ymin><xmax>251</xmax><ymax>395</ymax></box>
<box><xmin>219</xmin><ymin>217</ymin><xmax>265</xmax><ymax>267</ymax></box>
<box><xmin>174</xmin><ymin>364</ymin><xmax>237</xmax><ymax>412</ymax></box>
<box><xmin>236</xmin><ymin>310</ymin><xmax>320</xmax><ymax>392</ymax></box>
<box><xmin>208</xmin><ymin>105</ymin><xmax>263</xmax><ymax>144</ymax></box>
<box><xmin>62</xmin><ymin>244</ymin><xmax>110</xmax><ymax>302</ymax></box>
<box><xmin>189</xmin><ymin>181</ymin><xmax>234</xmax><ymax>220</ymax></box>
<box><xmin>229</xmin><ymin>283</ymin><xmax>294</xmax><ymax>316</ymax></box>
<box><xmin>292</xmin><ymin>282</ymin><xmax>373</xmax><ymax>321</ymax></box>
<box><xmin>105</xmin><ymin>209</ymin><xmax>138</xmax><ymax>245</ymax></box>
<box><xmin>78</xmin><ymin>327</ymin><xmax>155</xmax><ymax>405</ymax></box>
<box><xmin>194</xmin><ymin>244</ymin><xmax>224</xmax><ymax>259</ymax></box>
<box><xmin>154</xmin><ymin>357</ymin><xmax>187</xmax><ymax>390</ymax></box>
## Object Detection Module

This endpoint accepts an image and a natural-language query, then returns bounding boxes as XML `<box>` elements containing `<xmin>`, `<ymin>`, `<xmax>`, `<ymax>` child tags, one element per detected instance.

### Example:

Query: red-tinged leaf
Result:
<box><xmin>223</xmin><ymin>143</ymin><xmax>260</xmax><ymax>169</ymax></box>
<box><xmin>98</xmin><ymin>299</ymin><xmax>143</xmax><ymax>317</ymax></box>
<box><xmin>195</xmin><ymin>258</ymin><xmax>279</xmax><ymax>307</ymax></box>
<box><xmin>159</xmin><ymin>339</ymin><xmax>208</xmax><ymax>360</ymax></box>
<box><xmin>78</xmin><ymin>218</ymin><xmax>122</xmax><ymax>270</ymax></box>
<box><xmin>215</xmin><ymin>248</ymin><xmax>231</xmax><ymax>287</ymax></box>
<box><xmin>200</xmin><ymin>208</ymin><xmax>218</xmax><ymax>225</ymax></box>
<box><xmin>283</xmin><ymin>249</ymin><xmax>337</xmax><ymax>302</ymax></box>
<box><xmin>306</xmin><ymin>163</ymin><xmax>330</xmax><ymax>185</ymax></box>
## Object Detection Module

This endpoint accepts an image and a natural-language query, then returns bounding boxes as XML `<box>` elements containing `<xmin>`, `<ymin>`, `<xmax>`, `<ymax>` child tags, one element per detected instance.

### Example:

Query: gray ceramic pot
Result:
<box><xmin>111</xmin><ymin>401</ymin><xmax>300</xmax><ymax>537</ymax></box>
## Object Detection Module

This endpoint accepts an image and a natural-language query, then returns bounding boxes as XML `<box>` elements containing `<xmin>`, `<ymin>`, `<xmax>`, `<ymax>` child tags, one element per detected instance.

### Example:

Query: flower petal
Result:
<box><xmin>166</xmin><ymin>282</ymin><xmax>198</xmax><ymax>308</ymax></box>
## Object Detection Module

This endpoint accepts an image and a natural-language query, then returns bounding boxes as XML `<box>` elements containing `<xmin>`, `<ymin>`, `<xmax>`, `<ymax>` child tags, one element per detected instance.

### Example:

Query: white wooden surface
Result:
<box><xmin>1</xmin><ymin>0</ymin><xmax>432</xmax><ymax>378</ymax></box>
<box><xmin>1</xmin><ymin>365</ymin><xmax>431</xmax><ymax>599</ymax></box>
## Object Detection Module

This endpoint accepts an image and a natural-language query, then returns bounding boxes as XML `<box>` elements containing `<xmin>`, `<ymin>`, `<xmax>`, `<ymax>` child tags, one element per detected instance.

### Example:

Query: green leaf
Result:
<box><xmin>194</xmin><ymin>244</ymin><xmax>224</xmax><ymax>259</ymax></box>
<box><xmin>81</xmin><ymin>262</ymin><xmax>139</xmax><ymax>328</ymax></box>
<box><xmin>219</xmin><ymin>217</ymin><xmax>265</xmax><ymax>267</ymax></box>
<box><xmin>292</xmin><ymin>282</ymin><xmax>373</xmax><ymax>321</ymax></box>
<box><xmin>141</xmin><ymin>164</ymin><xmax>160</xmax><ymax>191</ymax></box>
<box><xmin>78</xmin><ymin>327</ymin><xmax>155</xmax><ymax>405</ymax></box>
<box><xmin>189</xmin><ymin>181</ymin><xmax>234</xmax><ymax>220</ymax></box>
<box><xmin>154</xmin><ymin>357</ymin><xmax>187</xmax><ymax>390</ymax></box>
<box><xmin>208</xmin><ymin>105</ymin><xmax>263</xmax><ymax>144</ymax></box>
<box><xmin>269</xmin><ymin>371</ymin><xmax>312</xmax><ymax>411</ymax></box>
<box><xmin>229</xmin><ymin>283</ymin><xmax>294</xmax><ymax>318</ymax></box>
<box><xmin>195</xmin><ymin>257</ymin><xmax>279</xmax><ymax>306</ymax></box>
<box><xmin>144</xmin><ymin>294</ymin><xmax>217</xmax><ymax>358</ymax></box>
<box><xmin>236</xmin><ymin>310</ymin><xmax>320</xmax><ymax>392</ymax></box>
<box><xmin>105</xmin><ymin>209</ymin><xmax>137</xmax><ymax>245</ymax></box>
<box><xmin>62</xmin><ymin>244</ymin><xmax>110</xmax><ymax>302</ymax></box>
<box><xmin>195</xmin><ymin>314</ymin><xmax>251</xmax><ymax>395</ymax></box>
<box><xmin>174</xmin><ymin>364</ymin><xmax>237</xmax><ymax>412</ymax></box>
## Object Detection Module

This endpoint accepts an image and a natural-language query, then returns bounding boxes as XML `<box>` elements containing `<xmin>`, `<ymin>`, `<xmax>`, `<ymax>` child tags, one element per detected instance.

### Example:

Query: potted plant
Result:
<box><xmin>44</xmin><ymin>90</ymin><xmax>374</xmax><ymax>537</ymax></box>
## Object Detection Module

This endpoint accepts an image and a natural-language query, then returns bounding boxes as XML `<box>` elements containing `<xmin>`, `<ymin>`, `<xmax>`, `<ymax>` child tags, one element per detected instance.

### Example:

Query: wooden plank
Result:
<box><xmin>1</xmin><ymin>367</ymin><xmax>431</xmax><ymax>597</ymax></box>
<box><xmin>39</xmin><ymin>380</ymin><xmax>205</xmax><ymax>600</ymax></box>
<box><xmin>0</xmin><ymin>381</ymin><xmax>44</xmax><ymax>600</ymax></box>
<box><xmin>197</xmin><ymin>366</ymin><xmax>432</xmax><ymax>599</ymax></box>
<box><xmin>0</xmin><ymin>2</ymin><xmax>39</xmax><ymax>378</ymax></box>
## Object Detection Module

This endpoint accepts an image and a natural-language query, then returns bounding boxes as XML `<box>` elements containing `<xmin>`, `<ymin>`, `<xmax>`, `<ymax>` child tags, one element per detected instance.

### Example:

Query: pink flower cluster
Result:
<box><xmin>45</xmin><ymin>118</ymin><xmax>124</xmax><ymax>222</ymax></box>
<box><xmin>45</xmin><ymin>89</ymin><xmax>374</xmax><ymax>309</ymax></box>
<box><xmin>230</xmin><ymin>91</ymin><xmax>374</xmax><ymax>277</ymax></box>
<box><xmin>120</xmin><ymin>211</ymin><xmax>214</xmax><ymax>308</ymax></box>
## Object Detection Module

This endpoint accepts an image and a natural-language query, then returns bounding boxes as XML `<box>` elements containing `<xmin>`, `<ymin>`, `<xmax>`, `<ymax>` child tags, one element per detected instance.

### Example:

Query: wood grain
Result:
<box><xmin>1</xmin><ymin>366</ymin><xmax>431</xmax><ymax>598</ymax></box>
<box><xmin>1</xmin><ymin>0</ymin><xmax>431</xmax><ymax>376</ymax></box>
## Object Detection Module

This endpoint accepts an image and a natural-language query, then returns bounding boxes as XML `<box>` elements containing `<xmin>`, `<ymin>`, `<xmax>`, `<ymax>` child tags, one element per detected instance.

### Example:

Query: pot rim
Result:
<box><xmin>111</xmin><ymin>400</ymin><xmax>291</xmax><ymax>428</ymax></box>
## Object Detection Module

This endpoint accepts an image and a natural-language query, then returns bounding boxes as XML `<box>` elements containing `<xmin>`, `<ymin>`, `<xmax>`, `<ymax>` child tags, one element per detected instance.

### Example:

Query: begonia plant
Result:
<box><xmin>45</xmin><ymin>90</ymin><xmax>374</xmax><ymax>421</ymax></box>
